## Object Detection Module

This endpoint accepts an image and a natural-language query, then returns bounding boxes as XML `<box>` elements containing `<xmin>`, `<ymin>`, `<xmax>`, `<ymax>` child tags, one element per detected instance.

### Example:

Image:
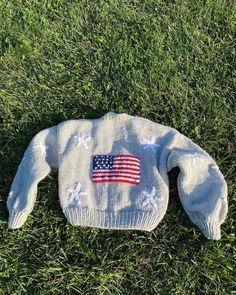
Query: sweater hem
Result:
<box><xmin>63</xmin><ymin>207</ymin><xmax>162</xmax><ymax>231</ymax></box>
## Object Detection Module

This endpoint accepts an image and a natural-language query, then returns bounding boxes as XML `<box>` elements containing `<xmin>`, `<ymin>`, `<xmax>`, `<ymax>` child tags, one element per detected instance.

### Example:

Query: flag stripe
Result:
<box><xmin>114</xmin><ymin>167</ymin><xmax>139</xmax><ymax>172</ymax></box>
<box><xmin>114</xmin><ymin>157</ymin><xmax>140</xmax><ymax>164</ymax></box>
<box><xmin>114</xmin><ymin>158</ymin><xmax>140</xmax><ymax>162</ymax></box>
<box><xmin>113</xmin><ymin>160</ymin><xmax>140</xmax><ymax>166</ymax></box>
<box><xmin>113</xmin><ymin>164</ymin><xmax>140</xmax><ymax>169</ymax></box>
<box><xmin>93</xmin><ymin>171</ymin><xmax>140</xmax><ymax>177</ymax></box>
<box><xmin>115</xmin><ymin>155</ymin><xmax>140</xmax><ymax>160</ymax></box>
<box><xmin>92</xmin><ymin>175</ymin><xmax>140</xmax><ymax>180</ymax></box>
<box><xmin>94</xmin><ymin>167</ymin><xmax>140</xmax><ymax>172</ymax></box>
<box><xmin>92</xmin><ymin>179</ymin><xmax>139</xmax><ymax>185</ymax></box>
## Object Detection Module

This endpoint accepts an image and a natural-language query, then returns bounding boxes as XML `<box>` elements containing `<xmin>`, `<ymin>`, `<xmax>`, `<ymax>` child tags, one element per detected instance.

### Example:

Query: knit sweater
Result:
<box><xmin>7</xmin><ymin>112</ymin><xmax>228</xmax><ymax>240</ymax></box>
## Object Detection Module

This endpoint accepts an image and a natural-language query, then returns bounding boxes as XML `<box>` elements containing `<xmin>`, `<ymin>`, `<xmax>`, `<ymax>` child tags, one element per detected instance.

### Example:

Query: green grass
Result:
<box><xmin>0</xmin><ymin>0</ymin><xmax>235</xmax><ymax>294</ymax></box>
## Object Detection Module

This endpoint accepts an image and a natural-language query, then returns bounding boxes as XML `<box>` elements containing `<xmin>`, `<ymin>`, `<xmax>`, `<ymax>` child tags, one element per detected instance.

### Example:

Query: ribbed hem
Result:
<box><xmin>63</xmin><ymin>207</ymin><xmax>162</xmax><ymax>232</ymax></box>
<box><xmin>8</xmin><ymin>209</ymin><xmax>28</xmax><ymax>229</ymax></box>
<box><xmin>196</xmin><ymin>219</ymin><xmax>221</xmax><ymax>240</ymax></box>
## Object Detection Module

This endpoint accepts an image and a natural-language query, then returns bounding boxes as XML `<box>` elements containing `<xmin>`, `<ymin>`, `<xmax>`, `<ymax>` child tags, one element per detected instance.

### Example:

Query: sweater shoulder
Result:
<box><xmin>56</xmin><ymin>115</ymin><xmax>181</xmax><ymax>139</ymax></box>
<box><xmin>131</xmin><ymin>115</ymin><xmax>180</xmax><ymax>135</ymax></box>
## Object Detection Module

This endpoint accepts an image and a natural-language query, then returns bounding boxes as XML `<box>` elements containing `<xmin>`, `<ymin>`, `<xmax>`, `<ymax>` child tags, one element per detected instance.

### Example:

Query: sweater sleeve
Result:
<box><xmin>167</xmin><ymin>132</ymin><xmax>228</xmax><ymax>240</ymax></box>
<box><xmin>7</xmin><ymin>125</ymin><xmax>58</xmax><ymax>229</ymax></box>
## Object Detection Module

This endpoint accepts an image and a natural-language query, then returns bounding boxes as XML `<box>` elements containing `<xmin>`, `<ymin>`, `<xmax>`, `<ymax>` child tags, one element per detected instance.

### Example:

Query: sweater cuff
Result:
<box><xmin>197</xmin><ymin>219</ymin><xmax>221</xmax><ymax>240</ymax></box>
<box><xmin>8</xmin><ymin>209</ymin><xmax>28</xmax><ymax>229</ymax></box>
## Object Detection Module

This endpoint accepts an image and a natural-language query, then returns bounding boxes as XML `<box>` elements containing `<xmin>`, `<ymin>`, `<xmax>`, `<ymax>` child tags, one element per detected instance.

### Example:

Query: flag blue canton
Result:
<box><xmin>93</xmin><ymin>155</ymin><xmax>114</xmax><ymax>170</ymax></box>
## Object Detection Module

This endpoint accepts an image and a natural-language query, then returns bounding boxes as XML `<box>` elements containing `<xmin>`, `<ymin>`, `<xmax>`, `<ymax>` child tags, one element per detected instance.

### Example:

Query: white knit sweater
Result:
<box><xmin>7</xmin><ymin>112</ymin><xmax>228</xmax><ymax>240</ymax></box>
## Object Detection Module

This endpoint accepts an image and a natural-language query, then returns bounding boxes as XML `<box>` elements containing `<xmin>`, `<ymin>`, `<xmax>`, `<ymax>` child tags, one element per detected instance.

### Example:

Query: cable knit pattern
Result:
<box><xmin>6</xmin><ymin>112</ymin><xmax>228</xmax><ymax>240</ymax></box>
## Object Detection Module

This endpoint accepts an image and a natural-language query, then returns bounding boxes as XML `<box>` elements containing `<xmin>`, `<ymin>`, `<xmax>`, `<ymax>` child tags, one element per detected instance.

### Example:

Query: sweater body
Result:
<box><xmin>57</xmin><ymin>113</ymin><xmax>176</xmax><ymax>231</ymax></box>
<box><xmin>7</xmin><ymin>112</ymin><xmax>228</xmax><ymax>240</ymax></box>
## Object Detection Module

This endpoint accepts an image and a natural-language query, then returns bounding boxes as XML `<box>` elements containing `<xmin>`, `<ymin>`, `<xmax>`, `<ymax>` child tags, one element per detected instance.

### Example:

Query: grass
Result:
<box><xmin>0</xmin><ymin>0</ymin><xmax>235</xmax><ymax>294</ymax></box>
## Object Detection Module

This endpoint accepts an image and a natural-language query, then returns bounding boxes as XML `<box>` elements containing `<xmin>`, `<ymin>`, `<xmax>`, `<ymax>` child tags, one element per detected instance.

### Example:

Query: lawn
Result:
<box><xmin>0</xmin><ymin>0</ymin><xmax>235</xmax><ymax>294</ymax></box>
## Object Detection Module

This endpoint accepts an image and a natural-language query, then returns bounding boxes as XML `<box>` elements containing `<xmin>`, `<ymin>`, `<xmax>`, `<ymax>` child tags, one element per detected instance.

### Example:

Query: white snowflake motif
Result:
<box><xmin>142</xmin><ymin>136</ymin><xmax>161</xmax><ymax>153</ymax></box>
<box><xmin>66</xmin><ymin>182</ymin><xmax>87</xmax><ymax>206</ymax></box>
<box><xmin>73</xmin><ymin>132</ymin><xmax>91</xmax><ymax>149</ymax></box>
<box><xmin>34</xmin><ymin>141</ymin><xmax>49</xmax><ymax>156</ymax></box>
<box><xmin>141</xmin><ymin>186</ymin><xmax>163</xmax><ymax>208</ymax></box>
<box><xmin>184</xmin><ymin>152</ymin><xmax>204</xmax><ymax>166</ymax></box>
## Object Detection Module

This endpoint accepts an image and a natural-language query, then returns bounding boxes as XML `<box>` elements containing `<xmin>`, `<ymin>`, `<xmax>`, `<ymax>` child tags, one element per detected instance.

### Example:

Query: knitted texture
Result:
<box><xmin>7</xmin><ymin>112</ymin><xmax>228</xmax><ymax>240</ymax></box>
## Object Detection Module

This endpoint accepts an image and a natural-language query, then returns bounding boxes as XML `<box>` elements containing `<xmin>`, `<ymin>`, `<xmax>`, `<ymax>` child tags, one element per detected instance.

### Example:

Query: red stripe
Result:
<box><xmin>114</xmin><ymin>157</ymin><xmax>140</xmax><ymax>162</ymax></box>
<box><xmin>113</xmin><ymin>166</ymin><xmax>140</xmax><ymax>170</ymax></box>
<box><xmin>92</xmin><ymin>179</ymin><xmax>139</xmax><ymax>185</ymax></box>
<box><xmin>93</xmin><ymin>170</ymin><xmax>140</xmax><ymax>176</ymax></box>
<box><xmin>114</xmin><ymin>160</ymin><xmax>140</xmax><ymax>165</ymax></box>
<box><xmin>113</xmin><ymin>162</ymin><xmax>140</xmax><ymax>168</ymax></box>
<box><xmin>114</xmin><ymin>167</ymin><xmax>139</xmax><ymax>172</ymax></box>
<box><xmin>93</xmin><ymin>168</ymin><xmax>140</xmax><ymax>174</ymax></box>
<box><xmin>92</xmin><ymin>175</ymin><xmax>140</xmax><ymax>180</ymax></box>
<box><xmin>113</xmin><ymin>164</ymin><xmax>140</xmax><ymax>168</ymax></box>
<box><xmin>92</xmin><ymin>175</ymin><xmax>140</xmax><ymax>179</ymax></box>
<box><xmin>114</xmin><ymin>157</ymin><xmax>140</xmax><ymax>163</ymax></box>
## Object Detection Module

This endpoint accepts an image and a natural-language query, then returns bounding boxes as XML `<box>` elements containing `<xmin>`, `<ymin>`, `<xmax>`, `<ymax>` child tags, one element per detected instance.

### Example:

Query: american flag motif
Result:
<box><xmin>92</xmin><ymin>154</ymin><xmax>141</xmax><ymax>185</ymax></box>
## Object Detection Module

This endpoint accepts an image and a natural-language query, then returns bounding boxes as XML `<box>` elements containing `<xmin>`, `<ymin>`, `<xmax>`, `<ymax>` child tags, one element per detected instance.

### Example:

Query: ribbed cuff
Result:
<box><xmin>197</xmin><ymin>219</ymin><xmax>221</xmax><ymax>240</ymax></box>
<box><xmin>8</xmin><ymin>209</ymin><xmax>28</xmax><ymax>229</ymax></box>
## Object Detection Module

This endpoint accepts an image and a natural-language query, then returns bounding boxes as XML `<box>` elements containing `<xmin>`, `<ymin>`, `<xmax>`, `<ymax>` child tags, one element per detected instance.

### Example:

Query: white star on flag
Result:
<box><xmin>141</xmin><ymin>186</ymin><xmax>163</xmax><ymax>208</ymax></box>
<box><xmin>73</xmin><ymin>132</ymin><xmax>91</xmax><ymax>149</ymax></box>
<box><xmin>66</xmin><ymin>182</ymin><xmax>87</xmax><ymax>205</ymax></box>
<box><xmin>142</xmin><ymin>136</ymin><xmax>161</xmax><ymax>153</ymax></box>
<box><xmin>184</xmin><ymin>152</ymin><xmax>204</xmax><ymax>166</ymax></box>
<box><xmin>34</xmin><ymin>141</ymin><xmax>49</xmax><ymax>156</ymax></box>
